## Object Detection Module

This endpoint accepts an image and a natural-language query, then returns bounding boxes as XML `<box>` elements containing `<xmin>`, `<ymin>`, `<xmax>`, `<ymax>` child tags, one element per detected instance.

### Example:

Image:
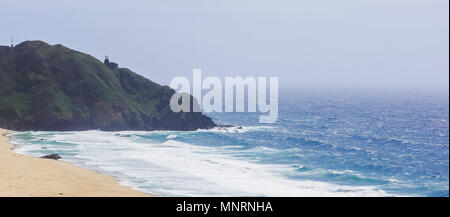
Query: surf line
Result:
<box><xmin>169</xmin><ymin>68</ymin><xmax>278</xmax><ymax>123</ymax></box>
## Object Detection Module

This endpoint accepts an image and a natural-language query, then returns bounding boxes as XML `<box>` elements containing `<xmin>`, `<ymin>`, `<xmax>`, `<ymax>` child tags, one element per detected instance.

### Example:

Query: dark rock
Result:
<box><xmin>40</xmin><ymin>154</ymin><xmax>62</xmax><ymax>160</ymax></box>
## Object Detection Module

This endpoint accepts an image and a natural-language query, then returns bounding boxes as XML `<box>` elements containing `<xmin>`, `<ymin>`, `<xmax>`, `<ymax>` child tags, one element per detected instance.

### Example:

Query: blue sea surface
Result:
<box><xmin>10</xmin><ymin>89</ymin><xmax>449</xmax><ymax>196</ymax></box>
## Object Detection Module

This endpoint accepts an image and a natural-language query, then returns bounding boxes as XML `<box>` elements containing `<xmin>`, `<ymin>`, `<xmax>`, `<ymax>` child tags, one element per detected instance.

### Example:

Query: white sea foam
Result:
<box><xmin>166</xmin><ymin>135</ymin><xmax>177</xmax><ymax>139</ymax></box>
<box><xmin>197</xmin><ymin>125</ymin><xmax>278</xmax><ymax>134</ymax></box>
<box><xmin>11</xmin><ymin>131</ymin><xmax>392</xmax><ymax>197</ymax></box>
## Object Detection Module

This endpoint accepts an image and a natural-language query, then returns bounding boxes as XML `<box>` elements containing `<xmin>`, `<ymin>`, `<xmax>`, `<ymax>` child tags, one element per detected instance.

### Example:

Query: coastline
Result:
<box><xmin>0</xmin><ymin>128</ymin><xmax>148</xmax><ymax>197</ymax></box>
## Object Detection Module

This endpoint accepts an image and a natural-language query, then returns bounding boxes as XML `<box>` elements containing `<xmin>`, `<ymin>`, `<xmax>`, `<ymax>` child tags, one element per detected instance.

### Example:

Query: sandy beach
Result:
<box><xmin>0</xmin><ymin>128</ymin><xmax>148</xmax><ymax>197</ymax></box>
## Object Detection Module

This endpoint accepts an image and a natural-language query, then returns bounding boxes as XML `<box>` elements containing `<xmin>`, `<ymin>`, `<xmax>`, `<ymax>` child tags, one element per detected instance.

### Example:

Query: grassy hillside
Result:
<box><xmin>0</xmin><ymin>41</ymin><xmax>215</xmax><ymax>131</ymax></box>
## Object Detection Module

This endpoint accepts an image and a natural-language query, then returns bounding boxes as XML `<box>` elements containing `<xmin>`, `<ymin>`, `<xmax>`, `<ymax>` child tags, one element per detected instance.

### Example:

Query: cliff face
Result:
<box><xmin>0</xmin><ymin>41</ymin><xmax>215</xmax><ymax>131</ymax></box>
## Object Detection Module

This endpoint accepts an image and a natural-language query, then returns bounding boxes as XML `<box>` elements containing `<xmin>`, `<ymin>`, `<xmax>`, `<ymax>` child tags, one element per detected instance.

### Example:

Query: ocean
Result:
<box><xmin>10</xmin><ymin>89</ymin><xmax>449</xmax><ymax>196</ymax></box>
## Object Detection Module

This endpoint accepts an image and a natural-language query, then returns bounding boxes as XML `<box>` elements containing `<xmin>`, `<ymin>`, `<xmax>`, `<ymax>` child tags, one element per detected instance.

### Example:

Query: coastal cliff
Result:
<box><xmin>0</xmin><ymin>41</ymin><xmax>215</xmax><ymax>131</ymax></box>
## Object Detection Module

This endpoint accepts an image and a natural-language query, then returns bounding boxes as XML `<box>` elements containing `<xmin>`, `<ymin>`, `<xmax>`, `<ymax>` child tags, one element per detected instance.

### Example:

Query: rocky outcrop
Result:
<box><xmin>40</xmin><ymin>154</ymin><xmax>62</xmax><ymax>160</ymax></box>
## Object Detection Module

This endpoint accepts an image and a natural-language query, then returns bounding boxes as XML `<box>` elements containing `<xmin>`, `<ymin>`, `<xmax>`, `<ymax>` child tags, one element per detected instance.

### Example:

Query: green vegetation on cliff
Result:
<box><xmin>0</xmin><ymin>40</ymin><xmax>215</xmax><ymax>131</ymax></box>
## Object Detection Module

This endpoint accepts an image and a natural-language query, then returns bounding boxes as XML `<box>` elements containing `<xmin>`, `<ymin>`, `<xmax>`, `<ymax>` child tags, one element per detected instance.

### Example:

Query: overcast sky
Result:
<box><xmin>1</xmin><ymin>0</ymin><xmax>448</xmax><ymax>89</ymax></box>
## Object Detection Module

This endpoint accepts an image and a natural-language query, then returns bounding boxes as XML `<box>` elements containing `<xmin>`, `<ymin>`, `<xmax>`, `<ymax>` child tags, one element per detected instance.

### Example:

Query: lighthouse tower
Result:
<box><xmin>104</xmin><ymin>55</ymin><xmax>110</xmax><ymax>64</ymax></box>
<box><xmin>103</xmin><ymin>55</ymin><xmax>118</xmax><ymax>70</ymax></box>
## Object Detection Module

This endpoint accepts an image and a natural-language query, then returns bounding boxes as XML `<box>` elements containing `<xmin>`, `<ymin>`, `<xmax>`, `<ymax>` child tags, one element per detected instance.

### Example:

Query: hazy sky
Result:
<box><xmin>1</xmin><ymin>0</ymin><xmax>448</xmax><ymax>89</ymax></box>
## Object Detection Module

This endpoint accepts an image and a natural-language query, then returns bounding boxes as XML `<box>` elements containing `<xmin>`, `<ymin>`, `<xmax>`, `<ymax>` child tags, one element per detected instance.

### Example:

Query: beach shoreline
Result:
<box><xmin>0</xmin><ymin>128</ymin><xmax>148</xmax><ymax>197</ymax></box>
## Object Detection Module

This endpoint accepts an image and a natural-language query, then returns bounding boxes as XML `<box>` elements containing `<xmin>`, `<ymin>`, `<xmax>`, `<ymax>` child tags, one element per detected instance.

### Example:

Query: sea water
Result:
<box><xmin>10</xmin><ymin>89</ymin><xmax>449</xmax><ymax>196</ymax></box>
